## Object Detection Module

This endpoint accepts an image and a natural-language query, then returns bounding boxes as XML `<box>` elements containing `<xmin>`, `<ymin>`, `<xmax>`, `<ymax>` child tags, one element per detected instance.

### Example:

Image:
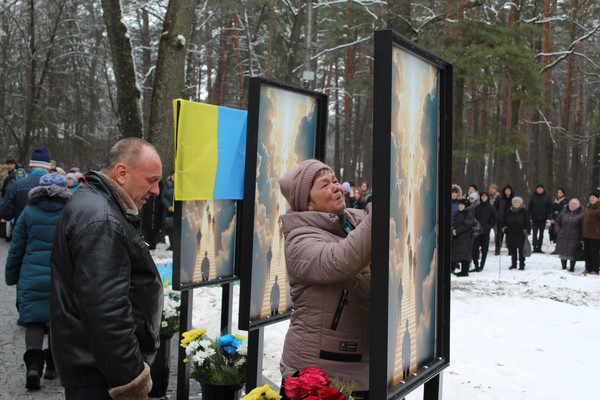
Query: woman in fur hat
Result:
<box><xmin>278</xmin><ymin>159</ymin><xmax>371</xmax><ymax>398</ymax></box>
<box><xmin>5</xmin><ymin>173</ymin><xmax>71</xmax><ymax>389</ymax></box>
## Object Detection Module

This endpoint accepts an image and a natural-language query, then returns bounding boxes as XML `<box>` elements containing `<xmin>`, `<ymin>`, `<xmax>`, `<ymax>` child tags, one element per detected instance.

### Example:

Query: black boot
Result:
<box><xmin>24</xmin><ymin>349</ymin><xmax>44</xmax><ymax>390</ymax></box>
<box><xmin>43</xmin><ymin>348</ymin><xmax>57</xmax><ymax>379</ymax></box>
<box><xmin>561</xmin><ymin>260</ymin><xmax>567</xmax><ymax>270</ymax></box>
<box><xmin>470</xmin><ymin>260</ymin><xmax>479</xmax><ymax>272</ymax></box>
<box><xmin>456</xmin><ymin>262</ymin><xmax>469</xmax><ymax>277</ymax></box>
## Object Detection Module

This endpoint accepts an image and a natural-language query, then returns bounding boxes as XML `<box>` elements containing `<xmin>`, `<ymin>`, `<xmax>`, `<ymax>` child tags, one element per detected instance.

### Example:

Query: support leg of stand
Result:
<box><xmin>176</xmin><ymin>290</ymin><xmax>193</xmax><ymax>400</ymax></box>
<box><xmin>246</xmin><ymin>328</ymin><xmax>264</xmax><ymax>391</ymax></box>
<box><xmin>220</xmin><ymin>282</ymin><xmax>233</xmax><ymax>335</ymax></box>
<box><xmin>423</xmin><ymin>373</ymin><xmax>442</xmax><ymax>400</ymax></box>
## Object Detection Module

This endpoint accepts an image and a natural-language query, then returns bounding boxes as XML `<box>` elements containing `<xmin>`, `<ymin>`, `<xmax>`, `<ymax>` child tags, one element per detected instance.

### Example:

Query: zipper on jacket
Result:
<box><xmin>330</xmin><ymin>289</ymin><xmax>349</xmax><ymax>331</ymax></box>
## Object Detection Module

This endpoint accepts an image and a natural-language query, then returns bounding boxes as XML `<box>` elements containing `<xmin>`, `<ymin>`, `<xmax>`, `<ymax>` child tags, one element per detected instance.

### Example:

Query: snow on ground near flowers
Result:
<box><xmin>152</xmin><ymin>241</ymin><xmax>600</xmax><ymax>399</ymax></box>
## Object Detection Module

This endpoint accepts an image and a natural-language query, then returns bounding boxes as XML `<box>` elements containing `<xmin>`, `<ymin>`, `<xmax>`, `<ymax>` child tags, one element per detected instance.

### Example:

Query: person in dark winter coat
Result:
<box><xmin>161</xmin><ymin>172</ymin><xmax>175</xmax><ymax>250</ymax></box>
<box><xmin>16</xmin><ymin>167</ymin><xmax>27</xmax><ymax>179</ymax></box>
<box><xmin>582</xmin><ymin>190</ymin><xmax>600</xmax><ymax>275</ymax></box>
<box><xmin>549</xmin><ymin>188</ymin><xmax>568</xmax><ymax>244</ymax></box>
<box><xmin>352</xmin><ymin>188</ymin><xmax>366</xmax><ymax>210</ymax></box>
<box><xmin>0</xmin><ymin>148</ymin><xmax>51</xmax><ymax>223</ymax></box>
<box><xmin>472</xmin><ymin>191</ymin><xmax>497</xmax><ymax>271</ymax></box>
<box><xmin>50</xmin><ymin>138</ymin><xmax>163</xmax><ymax>399</ymax></box>
<box><xmin>468</xmin><ymin>191</ymin><xmax>480</xmax><ymax>208</ymax></box>
<box><xmin>64</xmin><ymin>173</ymin><xmax>79</xmax><ymax>193</ymax></box>
<box><xmin>1</xmin><ymin>158</ymin><xmax>17</xmax><ymax>198</ymax></box>
<box><xmin>451</xmin><ymin>184</ymin><xmax>462</xmax><ymax>225</ymax></box>
<box><xmin>528</xmin><ymin>184</ymin><xmax>552</xmax><ymax>253</ymax></box>
<box><xmin>555</xmin><ymin>198</ymin><xmax>584</xmax><ymax>272</ymax></box>
<box><xmin>451</xmin><ymin>199</ymin><xmax>474</xmax><ymax>276</ymax></box>
<box><xmin>5</xmin><ymin>173</ymin><xmax>71</xmax><ymax>389</ymax></box>
<box><xmin>141</xmin><ymin>180</ymin><xmax>164</xmax><ymax>250</ymax></box>
<box><xmin>342</xmin><ymin>182</ymin><xmax>353</xmax><ymax>209</ymax></box>
<box><xmin>503</xmin><ymin>196</ymin><xmax>531</xmax><ymax>270</ymax></box>
<box><xmin>494</xmin><ymin>184</ymin><xmax>514</xmax><ymax>254</ymax></box>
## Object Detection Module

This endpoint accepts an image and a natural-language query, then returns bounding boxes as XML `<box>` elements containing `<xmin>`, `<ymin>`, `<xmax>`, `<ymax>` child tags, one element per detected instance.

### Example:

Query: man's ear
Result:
<box><xmin>114</xmin><ymin>162</ymin><xmax>128</xmax><ymax>185</ymax></box>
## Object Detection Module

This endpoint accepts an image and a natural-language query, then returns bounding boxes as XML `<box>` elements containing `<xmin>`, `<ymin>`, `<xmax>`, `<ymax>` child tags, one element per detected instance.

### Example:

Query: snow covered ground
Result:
<box><xmin>152</xmin><ymin>237</ymin><xmax>600</xmax><ymax>399</ymax></box>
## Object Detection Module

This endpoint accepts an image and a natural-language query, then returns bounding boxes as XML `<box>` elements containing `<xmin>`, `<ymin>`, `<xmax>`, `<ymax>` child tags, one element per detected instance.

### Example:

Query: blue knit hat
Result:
<box><xmin>29</xmin><ymin>147</ymin><xmax>51</xmax><ymax>169</ymax></box>
<box><xmin>39</xmin><ymin>172</ymin><xmax>67</xmax><ymax>187</ymax></box>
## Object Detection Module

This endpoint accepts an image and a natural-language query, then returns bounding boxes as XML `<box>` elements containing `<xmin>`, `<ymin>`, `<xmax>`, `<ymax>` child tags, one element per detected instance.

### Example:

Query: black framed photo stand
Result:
<box><xmin>370</xmin><ymin>30</ymin><xmax>453</xmax><ymax>400</ymax></box>
<box><xmin>238</xmin><ymin>77</ymin><xmax>328</xmax><ymax>389</ymax></box>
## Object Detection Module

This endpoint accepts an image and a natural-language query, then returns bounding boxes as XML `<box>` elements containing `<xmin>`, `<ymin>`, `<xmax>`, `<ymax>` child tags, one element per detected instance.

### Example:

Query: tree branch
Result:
<box><xmin>539</xmin><ymin>23</ymin><xmax>600</xmax><ymax>73</ymax></box>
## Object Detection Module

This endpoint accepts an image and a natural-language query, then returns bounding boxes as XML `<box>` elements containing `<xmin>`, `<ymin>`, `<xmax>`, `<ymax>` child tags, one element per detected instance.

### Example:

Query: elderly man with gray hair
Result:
<box><xmin>50</xmin><ymin>138</ymin><xmax>164</xmax><ymax>400</ymax></box>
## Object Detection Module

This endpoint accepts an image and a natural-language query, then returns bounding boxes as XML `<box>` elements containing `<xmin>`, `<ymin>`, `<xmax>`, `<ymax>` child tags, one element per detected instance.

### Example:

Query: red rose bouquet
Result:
<box><xmin>282</xmin><ymin>367</ymin><xmax>347</xmax><ymax>400</ymax></box>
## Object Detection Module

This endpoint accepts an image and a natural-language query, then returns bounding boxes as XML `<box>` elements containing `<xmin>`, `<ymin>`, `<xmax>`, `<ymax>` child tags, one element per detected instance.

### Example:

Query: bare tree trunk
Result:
<box><xmin>147</xmin><ymin>0</ymin><xmax>199</xmax><ymax>175</ymax></box>
<box><xmin>101</xmin><ymin>0</ymin><xmax>143</xmax><ymax>139</ymax></box>
<box><xmin>139</xmin><ymin>8</ymin><xmax>153</xmax><ymax>136</ymax></box>
<box><xmin>334</xmin><ymin>62</ymin><xmax>342</xmax><ymax>179</ymax></box>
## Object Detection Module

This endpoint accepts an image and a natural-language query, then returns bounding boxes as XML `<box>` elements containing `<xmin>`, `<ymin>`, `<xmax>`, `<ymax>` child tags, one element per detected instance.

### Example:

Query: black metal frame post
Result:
<box><xmin>370</xmin><ymin>28</ymin><xmax>393</xmax><ymax>400</ymax></box>
<box><xmin>245</xmin><ymin>328</ymin><xmax>265</xmax><ymax>390</ymax></box>
<box><xmin>220</xmin><ymin>282</ymin><xmax>233</xmax><ymax>335</ymax></box>
<box><xmin>176</xmin><ymin>289</ymin><xmax>193</xmax><ymax>400</ymax></box>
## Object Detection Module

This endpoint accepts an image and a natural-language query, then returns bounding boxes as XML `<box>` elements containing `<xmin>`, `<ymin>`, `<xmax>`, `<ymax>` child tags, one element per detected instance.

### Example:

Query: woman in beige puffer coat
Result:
<box><xmin>278</xmin><ymin>159</ymin><xmax>372</xmax><ymax>395</ymax></box>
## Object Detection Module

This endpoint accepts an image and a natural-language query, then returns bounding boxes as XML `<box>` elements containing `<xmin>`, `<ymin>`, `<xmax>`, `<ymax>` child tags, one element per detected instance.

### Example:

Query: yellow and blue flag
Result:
<box><xmin>173</xmin><ymin>99</ymin><xmax>247</xmax><ymax>200</ymax></box>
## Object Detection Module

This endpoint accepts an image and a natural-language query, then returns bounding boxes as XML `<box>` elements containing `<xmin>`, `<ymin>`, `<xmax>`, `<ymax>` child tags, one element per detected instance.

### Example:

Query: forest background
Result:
<box><xmin>1</xmin><ymin>0</ymin><xmax>600</xmax><ymax>199</ymax></box>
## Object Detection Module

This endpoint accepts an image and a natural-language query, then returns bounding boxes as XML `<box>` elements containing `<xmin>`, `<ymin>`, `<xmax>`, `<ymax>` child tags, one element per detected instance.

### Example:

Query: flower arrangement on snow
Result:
<box><xmin>160</xmin><ymin>284</ymin><xmax>181</xmax><ymax>336</ymax></box>
<box><xmin>180</xmin><ymin>328</ymin><xmax>248</xmax><ymax>386</ymax></box>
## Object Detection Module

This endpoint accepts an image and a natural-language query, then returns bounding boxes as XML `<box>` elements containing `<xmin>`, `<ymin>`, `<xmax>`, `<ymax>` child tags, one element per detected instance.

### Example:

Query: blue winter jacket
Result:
<box><xmin>5</xmin><ymin>184</ymin><xmax>71</xmax><ymax>323</ymax></box>
<box><xmin>0</xmin><ymin>168</ymin><xmax>47</xmax><ymax>222</ymax></box>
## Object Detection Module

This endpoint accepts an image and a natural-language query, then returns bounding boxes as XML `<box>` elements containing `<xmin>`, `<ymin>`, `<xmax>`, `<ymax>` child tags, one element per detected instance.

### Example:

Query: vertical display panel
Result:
<box><xmin>371</xmin><ymin>30</ymin><xmax>452</xmax><ymax>399</ymax></box>
<box><xmin>239</xmin><ymin>78</ymin><xmax>327</xmax><ymax>330</ymax></box>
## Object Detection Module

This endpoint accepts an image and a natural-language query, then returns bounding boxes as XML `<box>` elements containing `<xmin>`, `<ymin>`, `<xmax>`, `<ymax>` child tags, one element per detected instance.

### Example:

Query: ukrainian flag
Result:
<box><xmin>173</xmin><ymin>99</ymin><xmax>247</xmax><ymax>200</ymax></box>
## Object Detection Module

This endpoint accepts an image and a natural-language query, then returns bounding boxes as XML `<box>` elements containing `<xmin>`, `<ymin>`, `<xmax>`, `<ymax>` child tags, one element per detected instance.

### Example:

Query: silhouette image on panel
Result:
<box><xmin>201</xmin><ymin>251</ymin><xmax>210</xmax><ymax>281</ymax></box>
<box><xmin>207</xmin><ymin>212</ymin><xmax>212</xmax><ymax>231</ymax></box>
<box><xmin>266</xmin><ymin>246</ymin><xmax>273</xmax><ymax>277</ymax></box>
<box><xmin>270</xmin><ymin>275</ymin><xmax>280</xmax><ymax>316</ymax></box>
<box><xmin>402</xmin><ymin>319</ymin><xmax>411</xmax><ymax>379</ymax></box>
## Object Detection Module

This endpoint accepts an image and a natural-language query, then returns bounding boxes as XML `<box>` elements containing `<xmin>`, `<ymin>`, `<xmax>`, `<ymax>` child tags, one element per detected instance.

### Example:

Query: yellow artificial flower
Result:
<box><xmin>183</xmin><ymin>358</ymin><xmax>189</xmax><ymax>363</ymax></box>
<box><xmin>234</xmin><ymin>333</ymin><xmax>246</xmax><ymax>341</ymax></box>
<box><xmin>241</xmin><ymin>384</ymin><xmax>281</xmax><ymax>400</ymax></box>
<box><xmin>180</xmin><ymin>328</ymin><xmax>207</xmax><ymax>347</ymax></box>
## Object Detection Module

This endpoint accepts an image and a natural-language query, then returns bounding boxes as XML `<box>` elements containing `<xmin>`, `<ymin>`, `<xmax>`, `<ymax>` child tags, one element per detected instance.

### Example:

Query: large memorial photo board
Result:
<box><xmin>238</xmin><ymin>78</ymin><xmax>327</xmax><ymax>330</ymax></box>
<box><xmin>371</xmin><ymin>30</ymin><xmax>452</xmax><ymax>399</ymax></box>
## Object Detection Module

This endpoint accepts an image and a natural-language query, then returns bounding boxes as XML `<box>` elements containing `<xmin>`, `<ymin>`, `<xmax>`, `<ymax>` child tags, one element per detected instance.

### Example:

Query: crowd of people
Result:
<box><xmin>451</xmin><ymin>182</ymin><xmax>600</xmax><ymax>277</ymax></box>
<box><xmin>1</xmin><ymin>140</ymin><xmax>165</xmax><ymax>398</ymax></box>
<box><xmin>2</xmin><ymin>144</ymin><xmax>600</xmax><ymax>399</ymax></box>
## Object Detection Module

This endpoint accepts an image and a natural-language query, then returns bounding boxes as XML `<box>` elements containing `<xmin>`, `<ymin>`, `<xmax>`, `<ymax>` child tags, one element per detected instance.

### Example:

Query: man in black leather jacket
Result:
<box><xmin>50</xmin><ymin>138</ymin><xmax>164</xmax><ymax>400</ymax></box>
